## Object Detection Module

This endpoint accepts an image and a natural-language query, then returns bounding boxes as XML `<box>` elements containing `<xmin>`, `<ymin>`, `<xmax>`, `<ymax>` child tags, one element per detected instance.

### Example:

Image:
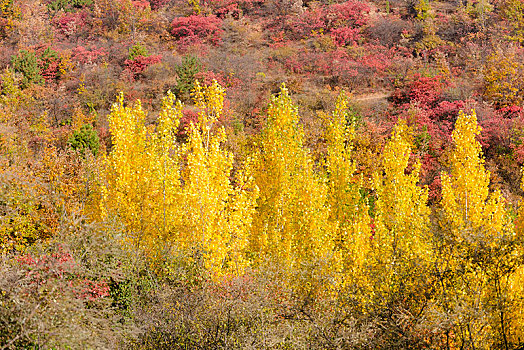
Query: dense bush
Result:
<box><xmin>36</xmin><ymin>46</ymin><xmax>63</xmax><ymax>82</ymax></box>
<box><xmin>0</xmin><ymin>220</ymin><xmax>129</xmax><ymax>349</ymax></box>
<box><xmin>47</xmin><ymin>0</ymin><xmax>93</xmax><ymax>12</ymax></box>
<box><xmin>147</xmin><ymin>0</ymin><xmax>168</xmax><ymax>10</ymax></box>
<box><xmin>10</xmin><ymin>47</ymin><xmax>68</xmax><ymax>88</ymax></box>
<box><xmin>483</xmin><ymin>48</ymin><xmax>524</xmax><ymax>107</ymax></box>
<box><xmin>280</xmin><ymin>0</ymin><xmax>371</xmax><ymax>44</ymax></box>
<box><xmin>0</xmin><ymin>0</ymin><xmax>20</xmax><ymax>39</ymax></box>
<box><xmin>68</xmin><ymin>123</ymin><xmax>100</xmax><ymax>156</ymax></box>
<box><xmin>128</xmin><ymin>43</ymin><xmax>149</xmax><ymax>60</ymax></box>
<box><xmin>11</xmin><ymin>50</ymin><xmax>43</xmax><ymax>88</ymax></box>
<box><xmin>170</xmin><ymin>15</ymin><xmax>224</xmax><ymax>45</ymax></box>
<box><xmin>52</xmin><ymin>10</ymin><xmax>88</xmax><ymax>37</ymax></box>
<box><xmin>72</xmin><ymin>45</ymin><xmax>106</xmax><ymax>64</ymax></box>
<box><xmin>124</xmin><ymin>54</ymin><xmax>162</xmax><ymax>79</ymax></box>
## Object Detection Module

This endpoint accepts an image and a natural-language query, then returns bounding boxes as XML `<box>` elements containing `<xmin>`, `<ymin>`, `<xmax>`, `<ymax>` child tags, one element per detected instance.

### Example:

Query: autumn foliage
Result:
<box><xmin>2</xmin><ymin>0</ymin><xmax>524</xmax><ymax>347</ymax></box>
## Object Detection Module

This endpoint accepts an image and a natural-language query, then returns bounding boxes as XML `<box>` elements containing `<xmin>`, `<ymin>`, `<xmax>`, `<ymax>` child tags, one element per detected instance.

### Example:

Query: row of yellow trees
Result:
<box><xmin>97</xmin><ymin>81</ymin><xmax>524</xmax><ymax>347</ymax></box>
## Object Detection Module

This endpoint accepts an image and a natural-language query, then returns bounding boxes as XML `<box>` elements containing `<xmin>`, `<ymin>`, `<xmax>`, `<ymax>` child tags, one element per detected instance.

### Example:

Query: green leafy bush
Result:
<box><xmin>47</xmin><ymin>0</ymin><xmax>93</xmax><ymax>12</ymax></box>
<box><xmin>10</xmin><ymin>50</ymin><xmax>43</xmax><ymax>89</ymax></box>
<box><xmin>128</xmin><ymin>43</ymin><xmax>149</xmax><ymax>60</ymax></box>
<box><xmin>68</xmin><ymin>124</ymin><xmax>100</xmax><ymax>156</ymax></box>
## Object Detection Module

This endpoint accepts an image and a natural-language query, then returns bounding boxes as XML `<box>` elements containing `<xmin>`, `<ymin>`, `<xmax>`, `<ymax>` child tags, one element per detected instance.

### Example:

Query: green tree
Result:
<box><xmin>128</xmin><ymin>43</ymin><xmax>149</xmax><ymax>60</ymax></box>
<box><xmin>174</xmin><ymin>55</ymin><xmax>201</xmax><ymax>100</ymax></box>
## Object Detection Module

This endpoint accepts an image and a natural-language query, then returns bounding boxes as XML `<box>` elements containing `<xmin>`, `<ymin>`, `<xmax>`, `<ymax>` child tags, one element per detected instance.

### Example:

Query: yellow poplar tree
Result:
<box><xmin>101</xmin><ymin>92</ymin><xmax>181</xmax><ymax>250</ymax></box>
<box><xmin>441</xmin><ymin>110</ymin><xmax>508</xmax><ymax>236</ymax></box>
<box><xmin>150</xmin><ymin>93</ymin><xmax>184</xmax><ymax>244</ymax></box>
<box><xmin>509</xmin><ymin>178</ymin><xmax>524</xmax><ymax>346</ymax></box>
<box><xmin>100</xmin><ymin>81</ymin><xmax>258</xmax><ymax>276</ymax></box>
<box><xmin>439</xmin><ymin>110</ymin><xmax>517</xmax><ymax>348</ymax></box>
<box><xmin>179</xmin><ymin>80</ymin><xmax>258</xmax><ymax>275</ymax></box>
<box><xmin>323</xmin><ymin>92</ymin><xmax>371</xmax><ymax>279</ymax></box>
<box><xmin>251</xmin><ymin>84</ymin><xmax>334</xmax><ymax>270</ymax></box>
<box><xmin>512</xmin><ymin>168</ymin><xmax>524</xmax><ymax>342</ymax></box>
<box><xmin>372</xmin><ymin>119</ymin><xmax>431</xmax><ymax>302</ymax></box>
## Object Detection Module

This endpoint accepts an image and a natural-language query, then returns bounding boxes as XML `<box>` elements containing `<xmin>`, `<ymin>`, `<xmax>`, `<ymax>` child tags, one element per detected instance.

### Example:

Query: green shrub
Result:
<box><xmin>68</xmin><ymin>124</ymin><xmax>100</xmax><ymax>156</ymax></box>
<box><xmin>128</xmin><ymin>43</ymin><xmax>149</xmax><ymax>60</ymax></box>
<box><xmin>11</xmin><ymin>50</ymin><xmax>43</xmax><ymax>89</ymax></box>
<box><xmin>47</xmin><ymin>0</ymin><xmax>93</xmax><ymax>12</ymax></box>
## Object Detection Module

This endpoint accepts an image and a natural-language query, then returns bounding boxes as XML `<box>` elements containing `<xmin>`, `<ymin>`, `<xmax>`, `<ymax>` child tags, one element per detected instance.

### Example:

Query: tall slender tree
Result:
<box><xmin>439</xmin><ymin>110</ymin><xmax>517</xmax><ymax>349</ymax></box>
<box><xmin>324</xmin><ymin>92</ymin><xmax>371</xmax><ymax>281</ymax></box>
<box><xmin>372</xmin><ymin>119</ymin><xmax>431</xmax><ymax>312</ymax></box>
<box><xmin>251</xmin><ymin>85</ymin><xmax>334</xmax><ymax>269</ymax></box>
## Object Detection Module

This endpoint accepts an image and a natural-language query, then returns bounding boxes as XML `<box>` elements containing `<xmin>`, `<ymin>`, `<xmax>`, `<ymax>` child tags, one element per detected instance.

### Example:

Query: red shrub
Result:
<box><xmin>278</xmin><ymin>43</ymin><xmax>404</xmax><ymax>90</ymax></box>
<box><xmin>428</xmin><ymin>175</ymin><xmax>442</xmax><ymax>203</ymax></box>
<box><xmin>75</xmin><ymin>279</ymin><xmax>110</xmax><ymax>301</ymax></box>
<box><xmin>17</xmin><ymin>248</ymin><xmax>75</xmax><ymax>281</ymax></box>
<box><xmin>328</xmin><ymin>0</ymin><xmax>371</xmax><ymax>28</ymax></box>
<box><xmin>393</xmin><ymin>75</ymin><xmax>446</xmax><ymax>107</ymax></box>
<box><xmin>513</xmin><ymin>145</ymin><xmax>524</xmax><ymax>164</ymax></box>
<box><xmin>194</xmin><ymin>70</ymin><xmax>241</xmax><ymax>88</ymax></box>
<box><xmin>170</xmin><ymin>15</ymin><xmax>223</xmax><ymax>45</ymax></box>
<box><xmin>354</xmin><ymin>45</ymin><xmax>402</xmax><ymax>72</ymax></box>
<box><xmin>40</xmin><ymin>59</ymin><xmax>61</xmax><ymax>82</ymax></box>
<box><xmin>500</xmin><ymin>105</ymin><xmax>523</xmax><ymax>118</ymax></box>
<box><xmin>433</xmin><ymin>100</ymin><xmax>465</xmax><ymax>122</ymax></box>
<box><xmin>409</xmin><ymin>77</ymin><xmax>445</xmax><ymax>107</ymax></box>
<box><xmin>17</xmin><ymin>248</ymin><xmax>110</xmax><ymax>302</ymax></box>
<box><xmin>53</xmin><ymin>11</ymin><xmax>88</xmax><ymax>37</ymax></box>
<box><xmin>280</xmin><ymin>0</ymin><xmax>371</xmax><ymax>44</ymax></box>
<box><xmin>209</xmin><ymin>0</ymin><xmax>261</xmax><ymax>18</ymax></box>
<box><xmin>124</xmin><ymin>54</ymin><xmax>162</xmax><ymax>79</ymax></box>
<box><xmin>132</xmin><ymin>0</ymin><xmax>150</xmax><ymax>9</ymax></box>
<box><xmin>288</xmin><ymin>7</ymin><xmax>325</xmax><ymax>39</ymax></box>
<box><xmin>215</xmin><ymin>3</ymin><xmax>242</xmax><ymax>19</ymax></box>
<box><xmin>330</xmin><ymin>27</ymin><xmax>361</xmax><ymax>46</ymax></box>
<box><xmin>34</xmin><ymin>46</ymin><xmax>64</xmax><ymax>83</ymax></box>
<box><xmin>178</xmin><ymin>109</ymin><xmax>199</xmax><ymax>140</ymax></box>
<box><xmin>478</xmin><ymin>107</ymin><xmax>517</xmax><ymax>158</ymax></box>
<box><xmin>72</xmin><ymin>45</ymin><xmax>107</xmax><ymax>64</ymax></box>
